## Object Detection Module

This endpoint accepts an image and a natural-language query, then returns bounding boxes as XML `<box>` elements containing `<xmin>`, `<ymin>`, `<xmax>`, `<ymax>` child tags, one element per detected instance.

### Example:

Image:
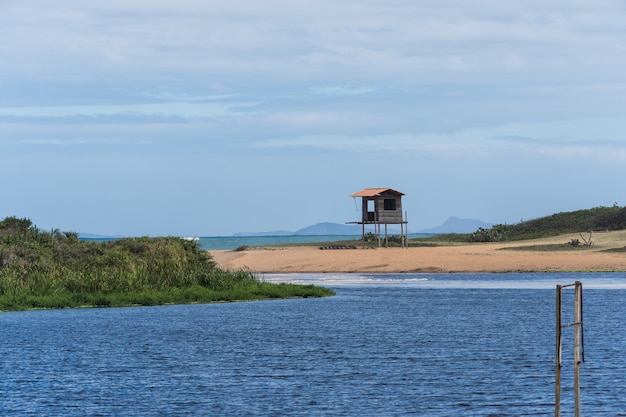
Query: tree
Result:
<box><xmin>0</xmin><ymin>216</ymin><xmax>33</xmax><ymax>232</ymax></box>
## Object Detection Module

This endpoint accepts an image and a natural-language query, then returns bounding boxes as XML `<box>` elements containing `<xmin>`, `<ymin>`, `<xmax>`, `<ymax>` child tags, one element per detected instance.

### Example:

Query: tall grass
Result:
<box><xmin>0</xmin><ymin>217</ymin><xmax>334</xmax><ymax>311</ymax></box>
<box><xmin>414</xmin><ymin>205</ymin><xmax>626</xmax><ymax>243</ymax></box>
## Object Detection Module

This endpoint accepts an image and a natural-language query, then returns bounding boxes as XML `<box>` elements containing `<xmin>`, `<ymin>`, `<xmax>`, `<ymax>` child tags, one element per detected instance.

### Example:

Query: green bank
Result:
<box><xmin>416</xmin><ymin>205</ymin><xmax>626</xmax><ymax>245</ymax></box>
<box><xmin>0</xmin><ymin>217</ymin><xmax>334</xmax><ymax>312</ymax></box>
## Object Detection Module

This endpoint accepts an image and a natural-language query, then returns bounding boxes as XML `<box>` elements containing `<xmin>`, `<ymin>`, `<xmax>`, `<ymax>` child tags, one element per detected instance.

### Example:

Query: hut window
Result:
<box><xmin>383</xmin><ymin>198</ymin><xmax>396</xmax><ymax>210</ymax></box>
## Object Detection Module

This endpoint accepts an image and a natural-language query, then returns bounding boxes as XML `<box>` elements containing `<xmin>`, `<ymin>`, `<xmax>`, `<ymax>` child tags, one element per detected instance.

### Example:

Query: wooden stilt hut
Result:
<box><xmin>348</xmin><ymin>188</ymin><xmax>408</xmax><ymax>247</ymax></box>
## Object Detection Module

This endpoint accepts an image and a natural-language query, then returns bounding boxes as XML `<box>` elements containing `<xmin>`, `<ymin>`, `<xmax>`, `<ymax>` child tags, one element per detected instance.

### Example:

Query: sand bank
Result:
<box><xmin>208</xmin><ymin>231</ymin><xmax>626</xmax><ymax>273</ymax></box>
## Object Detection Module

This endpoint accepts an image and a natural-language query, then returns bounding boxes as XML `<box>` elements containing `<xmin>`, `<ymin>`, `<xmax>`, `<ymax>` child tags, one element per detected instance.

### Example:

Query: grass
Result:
<box><xmin>0</xmin><ymin>216</ymin><xmax>334</xmax><ymax>312</ymax></box>
<box><xmin>237</xmin><ymin>235</ymin><xmax>443</xmax><ymax>250</ymax></box>
<box><xmin>225</xmin><ymin>206</ymin><xmax>626</xmax><ymax>254</ymax></box>
<box><xmin>407</xmin><ymin>205</ymin><xmax>626</xmax><ymax>245</ymax></box>
<box><xmin>498</xmin><ymin>244</ymin><xmax>596</xmax><ymax>252</ymax></box>
<box><xmin>0</xmin><ymin>284</ymin><xmax>335</xmax><ymax>311</ymax></box>
<box><xmin>600</xmin><ymin>246</ymin><xmax>626</xmax><ymax>253</ymax></box>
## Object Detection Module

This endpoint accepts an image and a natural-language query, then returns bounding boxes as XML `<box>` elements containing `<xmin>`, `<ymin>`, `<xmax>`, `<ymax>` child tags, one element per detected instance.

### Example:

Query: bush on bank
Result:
<box><xmin>0</xmin><ymin>217</ymin><xmax>334</xmax><ymax>311</ymax></box>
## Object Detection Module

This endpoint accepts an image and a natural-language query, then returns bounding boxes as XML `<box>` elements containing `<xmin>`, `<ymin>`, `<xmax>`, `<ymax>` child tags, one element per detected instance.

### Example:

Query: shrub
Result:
<box><xmin>0</xmin><ymin>217</ymin><xmax>333</xmax><ymax>310</ymax></box>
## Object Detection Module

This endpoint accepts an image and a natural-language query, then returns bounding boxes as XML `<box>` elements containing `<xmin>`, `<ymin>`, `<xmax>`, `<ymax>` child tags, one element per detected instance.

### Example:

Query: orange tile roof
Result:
<box><xmin>350</xmin><ymin>188</ymin><xmax>405</xmax><ymax>197</ymax></box>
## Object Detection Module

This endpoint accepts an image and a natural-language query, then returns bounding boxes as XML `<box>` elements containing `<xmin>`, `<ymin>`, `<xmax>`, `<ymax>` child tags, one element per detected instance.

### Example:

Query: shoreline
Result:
<box><xmin>208</xmin><ymin>231</ymin><xmax>626</xmax><ymax>274</ymax></box>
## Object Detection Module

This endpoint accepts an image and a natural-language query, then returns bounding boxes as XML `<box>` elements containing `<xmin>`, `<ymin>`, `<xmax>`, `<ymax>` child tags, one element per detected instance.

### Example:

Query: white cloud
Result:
<box><xmin>252</xmin><ymin>117</ymin><xmax>626</xmax><ymax>163</ymax></box>
<box><xmin>2</xmin><ymin>0</ymin><xmax>626</xmax><ymax>83</ymax></box>
<box><xmin>3</xmin><ymin>0</ymin><xmax>626</xmax><ymax>235</ymax></box>
<box><xmin>310</xmin><ymin>85</ymin><xmax>377</xmax><ymax>96</ymax></box>
<box><xmin>0</xmin><ymin>101</ymin><xmax>258</xmax><ymax>119</ymax></box>
<box><xmin>15</xmin><ymin>138</ymin><xmax>129</xmax><ymax>146</ymax></box>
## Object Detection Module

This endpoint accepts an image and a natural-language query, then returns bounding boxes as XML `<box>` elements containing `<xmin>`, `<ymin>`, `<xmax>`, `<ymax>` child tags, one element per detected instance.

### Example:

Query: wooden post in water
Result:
<box><xmin>555</xmin><ymin>281</ymin><xmax>584</xmax><ymax>417</ymax></box>
<box><xmin>555</xmin><ymin>284</ymin><xmax>562</xmax><ymax>417</ymax></box>
<box><xmin>573</xmin><ymin>282</ymin><xmax>582</xmax><ymax>416</ymax></box>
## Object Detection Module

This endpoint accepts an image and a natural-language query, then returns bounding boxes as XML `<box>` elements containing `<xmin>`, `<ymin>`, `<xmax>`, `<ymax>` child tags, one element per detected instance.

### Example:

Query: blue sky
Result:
<box><xmin>2</xmin><ymin>1</ymin><xmax>626</xmax><ymax>236</ymax></box>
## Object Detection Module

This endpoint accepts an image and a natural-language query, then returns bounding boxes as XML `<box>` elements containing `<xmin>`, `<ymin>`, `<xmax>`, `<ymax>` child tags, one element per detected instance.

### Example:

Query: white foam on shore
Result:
<box><xmin>260</xmin><ymin>273</ymin><xmax>626</xmax><ymax>290</ymax></box>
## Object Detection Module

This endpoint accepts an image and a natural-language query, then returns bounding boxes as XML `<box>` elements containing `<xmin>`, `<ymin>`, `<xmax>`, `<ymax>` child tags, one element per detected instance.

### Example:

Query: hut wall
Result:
<box><xmin>375</xmin><ymin>197</ymin><xmax>403</xmax><ymax>223</ymax></box>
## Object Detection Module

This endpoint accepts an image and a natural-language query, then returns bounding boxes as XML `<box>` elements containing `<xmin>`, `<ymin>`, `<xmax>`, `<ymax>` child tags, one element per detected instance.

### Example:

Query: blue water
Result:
<box><xmin>197</xmin><ymin>235</ymin><xmax>433</xmax><ymax>250</ymax></box>
<box><xmin>83</xmin><ymin>234</ymin><xmax>433</xmax><ymax>250</ymax></box>
<box><xmin>1</xmin><ymin>273</ymin><xmax>625</xmax><ymax>416</ymax></box>
<box><xmin>196</xmin><ymin>235</ymin><xmax>362</xmax><ymax>250</ymax></box>
<box><xmin>82</xmin><ymin>235</ymin><xmax>362</xmax><ymax>250</ymax></box>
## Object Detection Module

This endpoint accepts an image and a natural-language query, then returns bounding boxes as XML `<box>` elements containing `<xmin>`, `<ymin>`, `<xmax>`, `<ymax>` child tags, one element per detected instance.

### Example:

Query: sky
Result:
<box><xmin>2</xmin><ymin>1</ymin><xmax>626</xmax><ymax>236</ymax></box>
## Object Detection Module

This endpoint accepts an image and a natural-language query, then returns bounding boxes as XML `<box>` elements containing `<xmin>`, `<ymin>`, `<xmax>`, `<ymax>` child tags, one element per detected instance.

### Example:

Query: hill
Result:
<box><xmin>234</xmin><ymin>222</ymin><xmax>363</xmax><ymax>236</ymax></box>
<box><xmin>233</xmin><ymin>230</ymin><xmax>293</xmax><ymax>237</ymax></box>
<box><xmin>233</xmin><ymin>206</ymin><xmax>626</xmax><ymax>241</ymax></box>
<box><xmin>0</xmin><ymin>216</ymin><xmax>334</xmax><ymax>311</ymax></box>
<box><xmin>234</xmin><ymin>217</ymin><xmax>496</xmax><ymax>237</ymax></box>
<box><xmin>467</xmin><ymin>205</ymin><xmax>626</xmax><ymax>242</ymax></box>
<box><xmin>294</xmin><ymin>222</ymin><xmax>362</xmax><ymax>235</ymax></box>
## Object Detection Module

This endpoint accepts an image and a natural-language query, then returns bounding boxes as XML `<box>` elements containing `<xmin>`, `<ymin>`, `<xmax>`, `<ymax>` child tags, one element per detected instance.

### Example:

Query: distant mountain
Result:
<box><xmin>234</xmin><ymin>222</ymin><xmax>363</xmax><ymax>237</ymax></box>
<box><xmin>418</xmin><ymin>216</ymin><xmax>494</xmax><ymax>234</ymax></box>
<box><xmin>234</xmin><ymin>222</ymin><xmax>413</xmax><ymax>236</ymax></box>
<box><xmin>79</xmin><ymin>233</ymin><xmax>125</xmax><ymax>239</ymax></box>
<box><xmin>293</xmin><ymin>222</ymin><xmax>363</xmax><ymax>235</ymax></box>
<box><xmin>232</xmin><ymin>230</ymin><xmax>293</xmax><ymax>237</ymax></box>
<box><xmin>234</xmin><ymin>218</ymin><xmax>493</xmax><ymax>237</ymax></box>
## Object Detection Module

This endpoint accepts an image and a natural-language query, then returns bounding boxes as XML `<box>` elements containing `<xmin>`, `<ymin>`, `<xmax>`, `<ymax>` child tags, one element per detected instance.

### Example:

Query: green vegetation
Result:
<box><xmin>601</xmin><ymin>246</ymin><xmax>626</xmax><ymax>253</ymax></box>
<box><xmin>232</xmin><ymin>206</ymin><xmax>626</xmax><ymax>252</ymax></box>
<box><xmin>499</xmin><ymin>244</ymin><xmax>596</xmax><ymax>252</ymax></box>
<box><xmin>414</xmin><ymin>205</ymin><xmax>626</xmax><ymax>244</ymax></box>
<box><xmin>0</xmin><ymin>217</ymin><xmax>334</xmax><ymax>311</ymax></box>
<box><xmin>409</xmin><ymin>233</ymin><xmax>467</xmax><ymax>246</ymax></box>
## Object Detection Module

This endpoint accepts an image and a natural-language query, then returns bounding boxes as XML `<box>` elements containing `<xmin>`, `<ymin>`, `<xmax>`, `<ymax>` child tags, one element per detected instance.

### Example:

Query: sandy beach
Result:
<box><xmin>209</xmin><ymin>230</ymin><xmax>626</xmax><ymax>273</ymax></box>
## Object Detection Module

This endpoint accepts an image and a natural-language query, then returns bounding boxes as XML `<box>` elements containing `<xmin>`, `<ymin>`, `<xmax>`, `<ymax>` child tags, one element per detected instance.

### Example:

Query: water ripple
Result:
<box><xmin>1</xmin><ymin>273</ymin><xmax>625</xmax><ymax>415</ymax></box>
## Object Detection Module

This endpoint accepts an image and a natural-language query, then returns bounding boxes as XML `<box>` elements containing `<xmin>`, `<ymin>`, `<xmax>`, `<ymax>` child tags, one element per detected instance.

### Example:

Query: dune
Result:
<box><xmin>208</xmin><ymin>230</ymin><xmax>626</xmax><ymax>273</ymax></box>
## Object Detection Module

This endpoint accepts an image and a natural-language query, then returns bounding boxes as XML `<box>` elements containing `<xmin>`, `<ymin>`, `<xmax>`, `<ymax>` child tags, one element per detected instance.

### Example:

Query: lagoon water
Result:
<box><xmin>196</xmin><ymin>235</ymin><xmax>362</xmax><ymax>250</ymax></box>
<box><xmin>1</xmin><ymin>273</ymin><xmax>625</xmax><ymax>416</ymax></box>
<box><xmin>195</xmin><ymin>235</ymin><xmax>433</xmax><ymax>251</ymax></box>
<box><xmin>85</xmin><ymin>235</ymin><xmax>375</xmax><ymax>251</ymax></box>
<box><xmin>84</xmin><ymin>233</ymin><xmax>433</xmax><ymax>250</ymax></box>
